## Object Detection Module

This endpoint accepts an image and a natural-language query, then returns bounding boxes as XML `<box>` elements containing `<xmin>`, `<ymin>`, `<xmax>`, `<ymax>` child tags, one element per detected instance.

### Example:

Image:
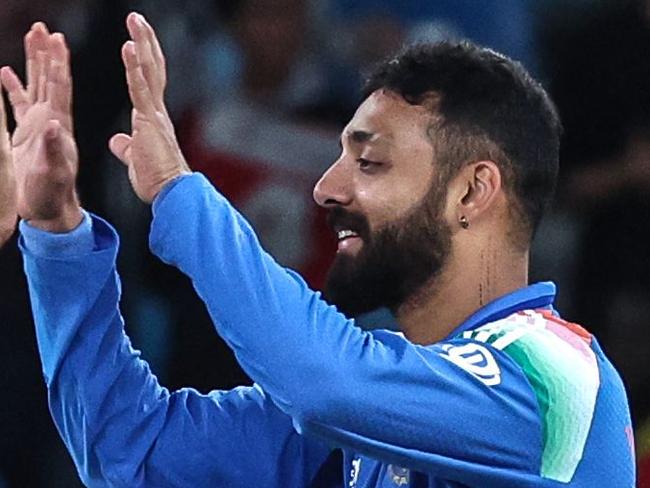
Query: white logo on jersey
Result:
<box><xmin>349</xmin><ymin>457</ymin><xmax>361</xmax><ymax>487</ymax></box>
<box><xmin>440</xmin><ymin>343</ymin><xmax>501</xmax><ymax>386</ymax></box>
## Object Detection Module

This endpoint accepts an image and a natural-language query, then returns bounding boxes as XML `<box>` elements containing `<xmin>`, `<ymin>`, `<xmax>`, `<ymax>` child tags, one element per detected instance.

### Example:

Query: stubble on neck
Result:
<box><xmin>396</xmin><ymin>236</ymin><xmax>529</xmax><ymax>345</ymax></box>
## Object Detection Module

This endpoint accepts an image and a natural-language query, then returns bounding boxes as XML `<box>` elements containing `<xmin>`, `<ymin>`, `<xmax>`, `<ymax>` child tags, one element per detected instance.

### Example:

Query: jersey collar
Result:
<box><xmin>446</xmin><ymin>281</ymin><xmax>557</xmax><ymax>339</ymax></box>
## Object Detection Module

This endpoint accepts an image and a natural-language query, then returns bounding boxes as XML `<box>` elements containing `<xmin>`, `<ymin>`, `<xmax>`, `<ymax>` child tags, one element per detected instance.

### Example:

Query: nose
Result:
<box><xmin>313</xmin><ymin>159</ymin><xmax>353</xmax><ymax>208</ymax></box>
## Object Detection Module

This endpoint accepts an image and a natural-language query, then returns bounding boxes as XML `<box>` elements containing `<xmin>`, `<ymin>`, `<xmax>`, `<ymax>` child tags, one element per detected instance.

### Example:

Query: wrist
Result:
<box><xmin>152</xmin><ymin>169</ymin><xmax>191</xmax><ymax>203</ymax></box>
<box><xmin>29</xmin><ymin>204</ymin><xmax>84</xmax><ymax>233</ymax></box>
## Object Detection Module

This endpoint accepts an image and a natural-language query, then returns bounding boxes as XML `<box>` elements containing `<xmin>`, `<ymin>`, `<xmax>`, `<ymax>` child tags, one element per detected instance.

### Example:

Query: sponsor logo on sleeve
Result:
<box><xmin>440</xmin><ymin>343</ymin><xmax>501</xmax><ymax>386</ymax></box>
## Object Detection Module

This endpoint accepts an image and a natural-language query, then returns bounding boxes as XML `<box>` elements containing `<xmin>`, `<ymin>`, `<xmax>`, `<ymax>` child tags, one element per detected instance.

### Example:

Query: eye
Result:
<box><xmin>356</xmin><ymin>158</ymin><xmax>382</xmax><ymax>172</ymax></box>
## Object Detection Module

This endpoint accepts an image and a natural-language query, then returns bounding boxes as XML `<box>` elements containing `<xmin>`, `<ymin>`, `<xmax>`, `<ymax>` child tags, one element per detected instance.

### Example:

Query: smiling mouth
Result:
<box><xmin>337</xmin><ymin>229</ymin><xmax>359</xmax><ymax>241</ymax></box>
<box><xmin>336</xmin><ymin>229</ymin><xmax>363</xmax><ymax>254</ymax></box>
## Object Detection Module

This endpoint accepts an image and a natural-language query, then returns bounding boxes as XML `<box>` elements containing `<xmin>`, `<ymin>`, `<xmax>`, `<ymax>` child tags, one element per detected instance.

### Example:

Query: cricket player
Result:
<box><xmin>2</xmin><ymin>12</ymin><xmax>635</xmax><ymax>487</ymax></box>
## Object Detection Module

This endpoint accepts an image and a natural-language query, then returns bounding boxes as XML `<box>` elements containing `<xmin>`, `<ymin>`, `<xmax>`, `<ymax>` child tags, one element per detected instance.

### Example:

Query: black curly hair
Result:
<box><xmin>363</xmin><ymin>42</ymin><xmax>562</xmax><ymax>245</ymax></box>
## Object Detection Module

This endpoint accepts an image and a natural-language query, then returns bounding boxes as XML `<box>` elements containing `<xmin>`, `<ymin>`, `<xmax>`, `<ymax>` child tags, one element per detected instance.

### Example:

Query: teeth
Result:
<box><xmin>337</xmin><ymin>229</ymin><xmax>358</xmax><ymax>240</ymax></box>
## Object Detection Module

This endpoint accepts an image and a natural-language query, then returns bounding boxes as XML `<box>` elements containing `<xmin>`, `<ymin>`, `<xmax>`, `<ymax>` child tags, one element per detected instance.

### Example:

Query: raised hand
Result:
<box><xmin>0</xmin><ymin>22</ymin><xmax>82</xmax><ymax>232</ymax></box>
<box><xmin>0</xmin><ymin>89</ymin><xmax>17</xmax><ymax>245</ymax></box>
<box><xmin>109</xmin><ymin>12</ymin><xmax>190</xmax><ymax>204</ymax></box>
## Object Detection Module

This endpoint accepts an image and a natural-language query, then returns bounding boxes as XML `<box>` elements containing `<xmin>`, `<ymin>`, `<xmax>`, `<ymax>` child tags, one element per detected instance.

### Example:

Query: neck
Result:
<box><xmin>396</xmin><ymin>236</ymin><xmax>529</xmax><ymax>345</ymax></box>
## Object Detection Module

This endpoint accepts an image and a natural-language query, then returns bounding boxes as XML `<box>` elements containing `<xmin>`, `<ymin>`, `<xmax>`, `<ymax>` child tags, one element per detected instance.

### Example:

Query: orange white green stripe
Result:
<box><xmin>460</xmin><ymin>309</ymin><xmax>600</xmax><ymax>483</ymax></box>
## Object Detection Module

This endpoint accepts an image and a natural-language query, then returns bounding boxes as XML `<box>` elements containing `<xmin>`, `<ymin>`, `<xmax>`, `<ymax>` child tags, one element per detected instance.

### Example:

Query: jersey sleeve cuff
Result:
<box><xmin>152</xmin><ymin>172</ymin><xmax>195</xmax><ymax>214</ymax></box>
<box><xmin>19</xmin><ymin>210</ymin><xmax>95</xmax><ymax>258</ymax></box>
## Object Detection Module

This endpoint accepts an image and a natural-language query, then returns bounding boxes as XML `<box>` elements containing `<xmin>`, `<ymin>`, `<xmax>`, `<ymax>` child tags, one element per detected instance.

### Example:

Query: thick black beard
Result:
<box><xmin>323</xmin><ymin>193</ymin><xmax>452</xmax><ymax>318</ymax></box>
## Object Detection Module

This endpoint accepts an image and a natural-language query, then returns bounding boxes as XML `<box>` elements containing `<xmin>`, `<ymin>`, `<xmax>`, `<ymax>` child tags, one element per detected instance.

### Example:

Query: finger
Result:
<box><xmin>0</xmin><ymin>90</ymin><xmax>9</xmax><ymax>154</ymax></box>
<box><xmin>122</xmin><ymin>41</ymin><xmax>156</xmax><ymax>116</ymax></box>
<box><xmin>36</xmin><ymin>51</ymin><xmax>49</xmax><ymax>103</ymax></box>
<box><xmin>0</xmin><ymin>66</ymin><xmax>29</xmax><ymax>119</ymax></box>
<box><xmin>108</xmin><ymin>133</ymin><xmax>132</xmax><ymax>165</ymax></box>
<box><xmin>46</xmin><ymin>33</ymin><xmax>73</xmax><ymax>129</ymax></box>
<box><xmin>132</xmin><ymin>13</ymin><xmax>167</xmax><ymax>93</ymax></box>
<box><xmin>25</xmin><ymin>31</ymin><xmax>36</xmax><ymax>103</ymax></box>
<box><xmin>127</xmin><ymin>13</ymin><xmax>163</xmax><ymax>108</ymax></box>
<box><xmin>26</xmin><ymin>22</ymin><xmax>50</xmax><ymax>103</ymax></box>
<box><xmin>140</xmin><ymin>15</ymin><xmax>167</xmax><ymax>86</ymax></box>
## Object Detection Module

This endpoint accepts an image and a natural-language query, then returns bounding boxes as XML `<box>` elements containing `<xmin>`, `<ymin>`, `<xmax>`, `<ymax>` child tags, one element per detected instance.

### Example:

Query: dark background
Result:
<box><xmin>1</xmin><ymin>0</ymin><xmax>649</xmax><ymax>485</ymax></box>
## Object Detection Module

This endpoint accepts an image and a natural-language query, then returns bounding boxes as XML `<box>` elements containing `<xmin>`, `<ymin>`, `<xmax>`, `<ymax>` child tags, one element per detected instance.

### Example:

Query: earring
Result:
<box><xmin>459</xmin><ymin>216</ymin><xmax>469</xmax><ymax>229</ymax></box>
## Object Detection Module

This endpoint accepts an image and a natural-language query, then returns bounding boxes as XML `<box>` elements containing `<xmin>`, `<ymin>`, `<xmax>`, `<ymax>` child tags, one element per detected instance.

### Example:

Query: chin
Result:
<box><xmin>324</xmin><ymin>195</ymin><xmax>452</xmax><ymax>318</ymax></box>
<box><xmin>323</xmin><ymin>255</ymin><xmax>374</xmax><ymax>317</ymax></box>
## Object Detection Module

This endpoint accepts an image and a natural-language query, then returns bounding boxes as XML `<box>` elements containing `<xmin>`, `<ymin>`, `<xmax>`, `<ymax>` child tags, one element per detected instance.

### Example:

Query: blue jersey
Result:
<box><xmin>20</xmin><ymin>173</ymin><xmax>635</xmax><ymax>487</ymax></box>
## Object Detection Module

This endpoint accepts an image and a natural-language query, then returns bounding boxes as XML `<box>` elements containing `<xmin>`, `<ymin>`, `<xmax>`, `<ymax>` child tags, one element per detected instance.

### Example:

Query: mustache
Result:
<box><xmin>326</xmin><ymin>207</ymin><xmax>370</xmax><ymax>239</ymax></box>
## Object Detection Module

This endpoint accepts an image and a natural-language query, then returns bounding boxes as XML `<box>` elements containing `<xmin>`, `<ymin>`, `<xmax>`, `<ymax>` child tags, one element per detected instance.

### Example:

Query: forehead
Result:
<box><xmin>343</xmin><ymin>90</ymin><xmax>433</xmax><ymax>145</ymax></box>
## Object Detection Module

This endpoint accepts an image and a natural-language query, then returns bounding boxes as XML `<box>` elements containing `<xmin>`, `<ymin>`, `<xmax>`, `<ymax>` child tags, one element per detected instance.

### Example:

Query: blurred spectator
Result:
<box><xmin>207</xmin><ymin>0</ymin><xmax>326</xmax><ymax>112</ymax></box>
<box><xmin>180</xmin><ymin>0</ymin><xmax>341</xmax><ymax>286</ymax></box>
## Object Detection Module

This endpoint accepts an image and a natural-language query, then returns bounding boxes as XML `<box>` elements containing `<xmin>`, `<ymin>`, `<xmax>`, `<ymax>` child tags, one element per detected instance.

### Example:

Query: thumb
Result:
<box><xmin>109</xmin><ymin>133</ymin><xmax>132</xmax><ymax>165</ymax></box>
<box><xmin>44</xmin><ymin>120</ymin><xmax>65</xmax><ymax>165</ymax></box>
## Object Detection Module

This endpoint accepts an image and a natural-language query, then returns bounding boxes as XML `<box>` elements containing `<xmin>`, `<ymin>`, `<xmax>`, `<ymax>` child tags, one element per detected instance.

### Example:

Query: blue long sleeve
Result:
<box><xmin>150</xmin><ymin>173</ymin><xmax>548</xmax><ymax>486</ymax></box>
<box><xmin>20</xmin><ymin>213</ymin><xmax>330</xmax><ymax>487</ymax></box>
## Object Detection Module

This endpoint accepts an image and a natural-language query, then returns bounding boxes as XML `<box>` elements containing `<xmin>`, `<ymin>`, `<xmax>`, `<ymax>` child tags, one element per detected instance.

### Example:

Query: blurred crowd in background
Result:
<box><xmin>0</xmin><ymin>0</ymin><xmax>649</xmax><ymax>486</ymax></box>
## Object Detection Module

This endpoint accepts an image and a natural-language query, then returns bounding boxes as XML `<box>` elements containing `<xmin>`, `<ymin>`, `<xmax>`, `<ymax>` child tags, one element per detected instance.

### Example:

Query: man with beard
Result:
<box><xmin>9</xmin><ymin>13</ymin><xmax>635</xmax><ymax>487</ymax></box>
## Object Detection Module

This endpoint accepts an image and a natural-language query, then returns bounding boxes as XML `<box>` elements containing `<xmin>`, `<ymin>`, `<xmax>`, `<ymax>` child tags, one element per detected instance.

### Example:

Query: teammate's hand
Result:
<box><xmin>0</xmin><ymin>88</ymin><xmax>17</xmax><ymax>246</ymax></box>
<box><xmin>109</xmin><ymin>12</ymin><xmax>190</xmax><ymax>204</ymax></box>
<box><xmin>0</xmin><ymin>22</ymin><xmax>82</xmax><ymax>233</ymax></box>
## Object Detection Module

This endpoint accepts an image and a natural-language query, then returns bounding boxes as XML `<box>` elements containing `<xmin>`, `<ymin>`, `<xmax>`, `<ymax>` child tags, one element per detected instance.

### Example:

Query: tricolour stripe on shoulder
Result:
<box><xmin>461</xmin><ymin>310</ymin><xmax>600</xmax><ymax>483</ymax></box>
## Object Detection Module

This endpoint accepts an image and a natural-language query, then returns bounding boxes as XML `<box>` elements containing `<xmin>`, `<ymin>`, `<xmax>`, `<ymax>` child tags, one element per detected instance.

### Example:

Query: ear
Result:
<box><xmin>446</xmin><ymin>160</ymin><xmax>503</xmax><ymax>229</ymax></box>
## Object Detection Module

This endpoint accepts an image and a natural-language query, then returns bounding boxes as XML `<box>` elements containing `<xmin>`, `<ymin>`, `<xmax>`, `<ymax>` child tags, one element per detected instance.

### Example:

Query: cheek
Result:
<box><xmin>356</xmin><ymin>186</ymin><xmax>418</xmax><ymax>232</ymax></box>
<box><xmin>356</xmin><ymin>172</ymin><xmax>434</xmax><ymax>231</ymax></box>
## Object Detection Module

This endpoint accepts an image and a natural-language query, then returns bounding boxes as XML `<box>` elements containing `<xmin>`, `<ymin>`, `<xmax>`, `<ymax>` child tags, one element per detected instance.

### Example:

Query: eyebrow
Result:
<box><xmin>349</xmin><ymin>130</ymin><xmax>375</xmax><ymax>143</ymax></box>
<box><xmin>340</xmin><ymin>130</ymin><xmax>387</xmax><ymax>148</ymax></box>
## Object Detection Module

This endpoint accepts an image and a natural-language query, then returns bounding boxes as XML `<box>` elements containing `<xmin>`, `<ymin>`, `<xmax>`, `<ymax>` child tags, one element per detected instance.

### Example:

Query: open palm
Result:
<box><xmin>0</xmin><ymin>22</ymin><xmax>81</xmax><ymax>232</ymax></box>
<box><xmin>109</xmin><ymin>13</ymin><xmax>189</xmax><ymax>204</ymax></box>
